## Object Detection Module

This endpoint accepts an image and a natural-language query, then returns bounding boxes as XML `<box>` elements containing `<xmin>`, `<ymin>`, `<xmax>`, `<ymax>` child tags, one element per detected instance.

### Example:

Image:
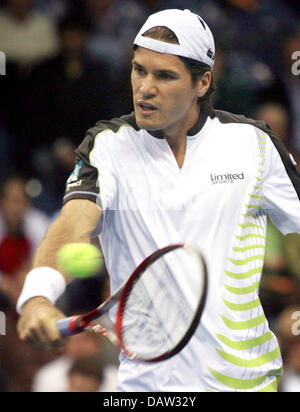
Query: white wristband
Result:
<box><xmin>16</xmin><ymin>267</ymin><xmax>66</xmax><ymax>314</ymax></box>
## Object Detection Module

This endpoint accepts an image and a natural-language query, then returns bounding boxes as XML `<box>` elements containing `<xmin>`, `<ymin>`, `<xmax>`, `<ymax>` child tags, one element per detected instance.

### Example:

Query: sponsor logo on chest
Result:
<box><xmin>210</xmin><ymin>172</ymin><xmax>245</xmax><ymax>185</ymax></box>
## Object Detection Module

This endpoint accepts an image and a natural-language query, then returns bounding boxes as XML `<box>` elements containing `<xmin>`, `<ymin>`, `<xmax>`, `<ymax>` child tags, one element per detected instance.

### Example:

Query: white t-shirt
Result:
<box><xmin>63</xmin><ymin>110</ymin><xmax>300</xmax><ymax>392</ymax></box>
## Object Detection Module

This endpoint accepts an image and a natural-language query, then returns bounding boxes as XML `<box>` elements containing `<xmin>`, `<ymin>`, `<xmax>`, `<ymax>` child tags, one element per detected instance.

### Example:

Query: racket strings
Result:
<box><xmin>119</xmin><ymin>247</ymin><xmax>205</xmax><ymax>360</ymax></box>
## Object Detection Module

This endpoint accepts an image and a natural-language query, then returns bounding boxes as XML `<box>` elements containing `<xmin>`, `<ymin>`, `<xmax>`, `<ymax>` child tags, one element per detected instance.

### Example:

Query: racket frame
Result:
<box><xmin>57</xmin><ymin>243</ymin><xmax>208</xmax><ymax>362</ymax></box>
<box><xmin>115</xmin><ymin>243</ymin><xmax>208</xmax><ymax>362</ymax></box>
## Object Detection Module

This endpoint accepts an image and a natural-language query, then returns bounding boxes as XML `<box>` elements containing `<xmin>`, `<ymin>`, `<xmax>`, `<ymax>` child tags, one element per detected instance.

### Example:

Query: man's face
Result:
<box><xmin>131</xmin><ymin>47</ymin><xmax>201</xmax><ymax>137</ymax></box>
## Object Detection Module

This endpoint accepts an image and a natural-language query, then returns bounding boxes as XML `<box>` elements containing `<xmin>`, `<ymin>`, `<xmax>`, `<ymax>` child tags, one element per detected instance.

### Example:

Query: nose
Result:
<box><xmin>139</xmin><ymin>74</ymin><xmax>156</xmax><ymax>97</ymax></box>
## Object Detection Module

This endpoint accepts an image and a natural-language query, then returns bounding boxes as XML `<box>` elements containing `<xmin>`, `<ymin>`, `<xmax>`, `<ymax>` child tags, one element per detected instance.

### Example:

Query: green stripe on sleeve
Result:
<box><xmin>233</xmin><ymin>245</ymin><xmax>264</xmax><ymax>252</ymax></box>
<box><xmin>236</xmin><ymin>234</ymin><xmax>265</xmax><ymax>241</ymax></box>
<box><xmin>249</xmin><ymin>194</ymin><xmax>263</xmax><ymax>200</ymax></box>
<box><xmin>239</xmin><ymin>223</ymin><xmax>262</xmax><ymax>229</ymax></box>
<box><xmin>229</xmin><ymin>255</ymin><xmax>264</xmax><ymax>265</ymax></box>
<box><xmin>257</xmin><ymin>377</ymin><xmax>280</xmax><ymax>392</ymax></box>
<box><xmin>224</xmin><ymin>282</ymin><xmax>260</xmax><ymax>295</ymax></box>
<box><xmin>223</xmin><ymin>297</ymin><xmax>261</xmax><ymax>311</ymax></box>
<box><xmin>215</xmin><ymin>331</ymin><xmax>273</xmax><ymax>350</ymax></box>
<box><xmin>221</xmin><ymin>314</ymin><xmax>266</xmax><ymax>330</ymax></box>
<box><xmin>208</xmin><ymin>368</ymin><xmax>267</xmax><ymax>390</ymax></box>
<box><xmin>225</xmin><ymin>267</ymin><xmax>262</xmax><ymax>279</ymax></box>
<box><xmin>216</xmin><ymin>346</ymin><xmax>281</xmax><ymax>368</ymax></box>
<box><xmin>245</xmin><ymin>204</ymin><xmax>261</xmax><ymax>209</ymax></box>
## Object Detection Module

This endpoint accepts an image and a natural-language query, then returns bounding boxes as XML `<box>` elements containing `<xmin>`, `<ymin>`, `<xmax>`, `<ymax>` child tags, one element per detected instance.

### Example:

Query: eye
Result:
<box><xmin>133</xmin><ymin>65</ymin><xmax>146</xmax><ymax>76</ymax></box>
<box><xmin>157</xmin><ymin>72</ymin><xmax>177</xmax><ymax>81</ymax></box>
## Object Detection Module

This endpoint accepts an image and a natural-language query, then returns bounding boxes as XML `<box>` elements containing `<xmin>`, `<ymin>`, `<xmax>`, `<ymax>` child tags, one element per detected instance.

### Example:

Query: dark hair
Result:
<box><xmin>139</xmin><ymin>26</ymin><xmax>215</xmax><ymax>113</ymax></box>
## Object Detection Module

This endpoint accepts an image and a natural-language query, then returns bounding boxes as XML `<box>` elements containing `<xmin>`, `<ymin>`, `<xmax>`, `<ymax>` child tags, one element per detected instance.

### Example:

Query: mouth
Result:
<box><xmin>136</xmin><ymin>101</ymin><xmax>157</xmax><ymax>114</ymax></box>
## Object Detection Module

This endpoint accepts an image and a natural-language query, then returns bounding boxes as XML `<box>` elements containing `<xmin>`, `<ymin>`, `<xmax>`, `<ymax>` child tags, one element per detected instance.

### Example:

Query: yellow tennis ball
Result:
<box><xmin>57</xmin><ymin>243</ymin><xmax>103</xmax><ymax>278</ymax></box>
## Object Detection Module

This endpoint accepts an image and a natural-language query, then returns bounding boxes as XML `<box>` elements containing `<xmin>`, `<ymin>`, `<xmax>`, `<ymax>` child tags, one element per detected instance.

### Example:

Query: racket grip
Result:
<box><xmin>56</xmin><ymin>315</ymin><xmax>85</xmax><ymax>338</ymax></box>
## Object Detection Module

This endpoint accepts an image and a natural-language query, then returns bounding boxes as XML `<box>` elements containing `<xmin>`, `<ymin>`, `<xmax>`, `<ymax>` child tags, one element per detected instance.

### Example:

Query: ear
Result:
<box><xmin>196</xmin><ymin>71</ymin><xmax>212</xmax><ymax>98</ymax></box>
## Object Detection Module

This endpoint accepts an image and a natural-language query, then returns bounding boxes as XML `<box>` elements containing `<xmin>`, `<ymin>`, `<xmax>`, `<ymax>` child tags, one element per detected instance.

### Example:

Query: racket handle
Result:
<box><xmin>56</xmin><ymin>315</ymin><xmax>85</xmax><ymax>338</ymax></box>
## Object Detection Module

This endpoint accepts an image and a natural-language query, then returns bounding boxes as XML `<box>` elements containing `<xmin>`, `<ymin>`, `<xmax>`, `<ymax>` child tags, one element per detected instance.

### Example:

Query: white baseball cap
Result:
<box><xmin>134</xmin><ymin>9</ymin><xmax>215</xmax><ymax>68</ymax></box>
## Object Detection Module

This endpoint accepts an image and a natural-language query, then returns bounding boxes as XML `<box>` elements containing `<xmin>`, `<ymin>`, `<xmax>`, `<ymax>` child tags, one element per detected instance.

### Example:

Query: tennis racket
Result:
<box><xmin>56</xmin><ymin>243</ymin><xmax>208</xmax><ymax>362</ymax></box>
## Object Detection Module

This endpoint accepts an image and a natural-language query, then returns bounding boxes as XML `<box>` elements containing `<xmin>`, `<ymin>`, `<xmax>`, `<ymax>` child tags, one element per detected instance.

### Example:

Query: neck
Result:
<box><xmin>168</xmin><ymin>138</ymin><xmax>186</xmax><ymax>169</ymax></box>
<box><xmin>164</xmin><ymin>105</ymin><xmax>200</xmax><ymax>150</ymax></box>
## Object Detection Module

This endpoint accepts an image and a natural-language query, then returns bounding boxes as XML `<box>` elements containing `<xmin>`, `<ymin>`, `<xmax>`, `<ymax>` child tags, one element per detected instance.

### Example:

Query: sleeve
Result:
<box><xmin>62</xmin><ymin>128</ymin><xmax>117</xmax><ymax>211</ymax></box>
<box><xmin>262</xmin><ymin>130</ymin><xmax>300</xmax><ymax>235</ymax></box>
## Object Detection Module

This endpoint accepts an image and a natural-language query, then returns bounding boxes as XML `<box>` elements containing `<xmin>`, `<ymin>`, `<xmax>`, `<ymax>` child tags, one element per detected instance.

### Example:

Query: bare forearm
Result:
<box><xmin>17</xmin><ymin>198</ymin><xmax>102</xmax><ymax>350</ymax></box>
<box><xmin>33</xmin><ymin>213</ymin><xmax>90</xmax><ymax>271</ymax></box>
<box><xmin>32</xmin><ymin>199</ymin><xmax>102</xmax><ymax>281</ymax></box>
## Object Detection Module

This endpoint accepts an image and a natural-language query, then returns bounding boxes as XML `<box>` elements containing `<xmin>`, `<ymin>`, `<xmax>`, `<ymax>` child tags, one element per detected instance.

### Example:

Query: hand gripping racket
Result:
<box><xmin>56</xmin><ymin>243</ymin><xmax>208</xmax><ymax>362</ymax></box>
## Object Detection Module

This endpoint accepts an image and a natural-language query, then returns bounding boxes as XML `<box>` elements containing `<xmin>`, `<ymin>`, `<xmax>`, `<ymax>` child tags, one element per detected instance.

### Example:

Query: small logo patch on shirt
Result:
<box><xmin>67</xmin><ymin>160</ymin><xmax>82</xmax><ymax>184</ymax></box>
<box><xmin>211</xmin><ymin>172</ymin><xmax>244</xmax><ymax>184</ymax></box>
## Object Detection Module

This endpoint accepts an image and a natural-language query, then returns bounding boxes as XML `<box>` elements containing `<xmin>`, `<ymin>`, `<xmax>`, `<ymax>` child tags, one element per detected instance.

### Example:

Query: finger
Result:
<box><xmin>35</xmin><ymin>321</ymin><xmax>67</xmax><ymax>350</ymax></box>
<box><xmin>21</xmin><ymin>332</ymin><xmax>52</xmax><ymax>351</ymax></box>
<box><xmin>30</xmin><ymin>329</ymin><xmax>53</xmax><ymax>351</ymax></box>
<box><xmin>46</xmin><ymin>317</ymin><xmax>67</xmax><ymax>344</ymax></box>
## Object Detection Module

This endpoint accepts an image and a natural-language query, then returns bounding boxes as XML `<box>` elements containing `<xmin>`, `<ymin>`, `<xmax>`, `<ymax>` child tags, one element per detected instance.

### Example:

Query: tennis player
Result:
<box><xmin>17</xmin><ymin>9</ymin><xmax>300</xmax><ymax>392</ymax></box>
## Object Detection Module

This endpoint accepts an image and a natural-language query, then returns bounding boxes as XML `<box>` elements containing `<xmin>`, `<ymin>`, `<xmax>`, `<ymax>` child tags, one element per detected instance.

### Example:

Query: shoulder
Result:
<box><xmin>89</xmin><ymin>112</ymin><xmax>139</xmax><ymax>138</ymax></box>
<box><xmin>84</xmin><ymin>112</ymin><xmax>138</xmax><ymax>140</ymax></box>
<box><xmin>210</xmin><ymin>109</ymin><xmax>271</xmax><ymax>135</ymax></box>
<box><xmin>76</xmin><ymin>112</ymin><xmax>140</xmax><ymax>155</ymax></box>
<box><xmin>210</xmin><ymin>109</ymin><xmax>289</xmax><ymax>158</ymax></box>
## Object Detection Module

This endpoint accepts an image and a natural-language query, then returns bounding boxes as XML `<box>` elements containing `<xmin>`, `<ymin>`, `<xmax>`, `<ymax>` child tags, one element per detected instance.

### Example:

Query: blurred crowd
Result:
<box><xmin>0</xmin><ymin>0</ymin><xmax>299</xmax><ymax>392</ymax></box>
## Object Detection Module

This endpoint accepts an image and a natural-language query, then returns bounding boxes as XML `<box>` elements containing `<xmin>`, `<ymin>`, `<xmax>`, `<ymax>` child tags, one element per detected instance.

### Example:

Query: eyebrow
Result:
<box><xmin>132</xmin><ymin>60</ymin><xmax>180</xmax><ymax>77</ymax></box>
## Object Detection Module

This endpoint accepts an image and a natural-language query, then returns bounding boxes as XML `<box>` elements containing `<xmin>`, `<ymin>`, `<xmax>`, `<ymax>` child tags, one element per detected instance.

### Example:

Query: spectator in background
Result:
<box><xmin>0</xmin><ymin>0</ymin><xmax>58</xmax><ymax>67</ymax></box>
<box><xmin>32</xmin><ymin>331</ymin><xmax>118</xmax><ymax>392</ymax></box>
<box><xmin>25</xmin><ymin>14</ymin><xmax>114</xmax><ymax>152</ymax></box>
<box><xmin>0</xmin><ymin>176</ymin><xmax>54</xmax><ymax>392</ymax></box>
<box><xmin>0</xmin><ymin>175</ymin><xmax>50</xmax><ymax>291</ymax></box>
<box><xmin>67</xmin><ymin>354</ymin><xmax>105</xmax><ymax>392</ymax></box>
<box><xmin>0</xmin><ymin>0</ymin><xmax>59</xmax><ymax>175</ymax></box>
<box><xmin>19</xmin><ymin>12</ymin><xmax>116</xmax><ymax>212</ymax></box>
